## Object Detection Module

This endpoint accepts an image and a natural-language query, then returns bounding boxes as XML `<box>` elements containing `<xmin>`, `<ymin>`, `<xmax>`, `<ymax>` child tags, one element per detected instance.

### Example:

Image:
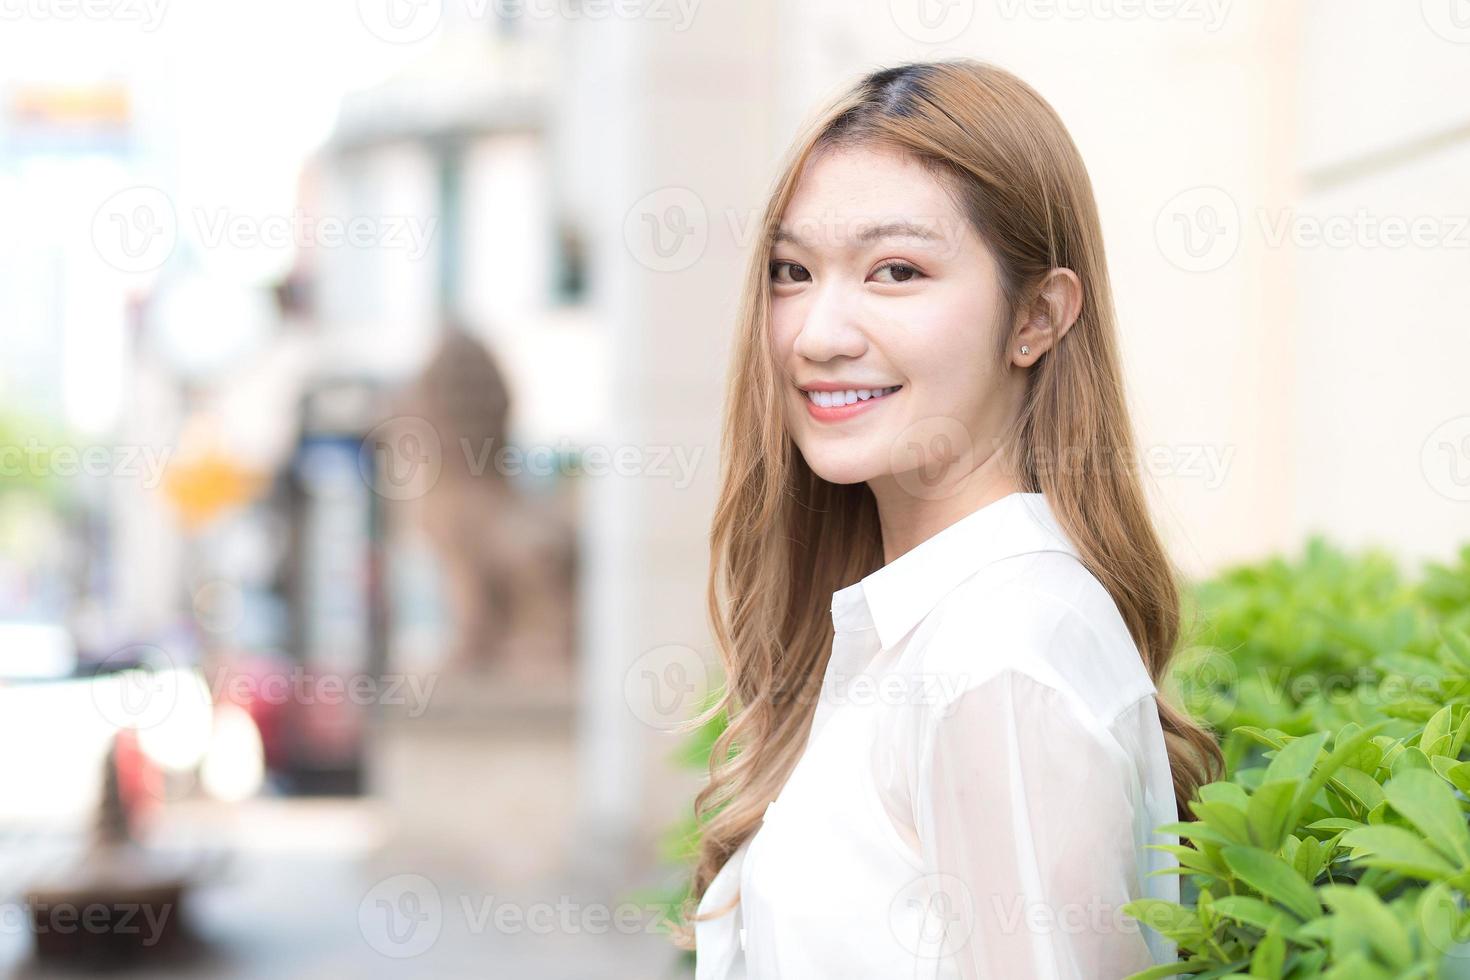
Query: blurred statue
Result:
<box><xmin>388</xmin><ymin>325</ymin><xmax>577</xmax><ymax>684</ymax></box>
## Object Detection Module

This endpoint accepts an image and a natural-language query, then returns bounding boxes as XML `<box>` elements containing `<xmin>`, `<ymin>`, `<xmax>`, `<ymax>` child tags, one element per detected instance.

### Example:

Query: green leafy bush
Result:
<box><xmin>1171</xmin><ymin>538</ymin><xmax>1470</xmax><ymax>773</ymax></box>
<box><xmin>1131</xmin><ymin>540</ymin><xmax>1470</xmax><ymax>978</ymax></box>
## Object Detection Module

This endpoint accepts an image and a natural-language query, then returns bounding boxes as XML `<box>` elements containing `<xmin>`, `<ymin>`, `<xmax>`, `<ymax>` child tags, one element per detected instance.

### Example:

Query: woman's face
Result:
<box><xmin>769</xmin><ymin>143</ymin><xmax>1021</xmax><ymax>493</ymax></box>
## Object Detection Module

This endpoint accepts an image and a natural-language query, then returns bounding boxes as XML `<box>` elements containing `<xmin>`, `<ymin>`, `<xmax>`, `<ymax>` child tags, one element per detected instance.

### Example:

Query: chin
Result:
<box><xmin>795</xmin><ymin>443</ymin><xmax>887</xmax><ymax>486</ymax></box>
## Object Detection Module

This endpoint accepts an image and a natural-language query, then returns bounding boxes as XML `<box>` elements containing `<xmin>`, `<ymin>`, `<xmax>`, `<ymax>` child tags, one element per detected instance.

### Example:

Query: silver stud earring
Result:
<box><xmin>1020</xmin><ymin>345</ymin><xmax>1030</xmax><ymax>356</ymax></box>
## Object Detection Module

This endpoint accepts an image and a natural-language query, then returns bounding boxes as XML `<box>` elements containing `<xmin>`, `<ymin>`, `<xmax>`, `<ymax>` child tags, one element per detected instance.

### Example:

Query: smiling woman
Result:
<box><xmin>672</xmin><ymin>59</ymin><xmax>1224</xmax><ymax>979</ymax></box>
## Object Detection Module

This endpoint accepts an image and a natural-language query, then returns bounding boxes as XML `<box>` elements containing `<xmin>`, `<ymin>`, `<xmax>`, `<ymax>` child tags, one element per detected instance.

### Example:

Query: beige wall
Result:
<box><xmin>571</xmin><ymin>3</ymin><xmax>783</xmax><ymax>869</ymax></box>
<box><xmin>1293</xmin><ymin>0</ymin><xmax>1470</xmax><ymax>562</ymax></box>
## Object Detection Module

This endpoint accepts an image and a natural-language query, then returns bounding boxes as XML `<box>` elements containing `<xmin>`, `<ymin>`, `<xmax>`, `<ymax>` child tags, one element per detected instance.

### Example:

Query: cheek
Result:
<box><xmin>768</xmin><ymin>301</ymin><xmax>805</xmax><ymax>423</ymax></box>
<box><xmin>769</xmin><ymin>299</ymin><xmax>801</xmax><ymax>361</ymax></box>
<box><xmin>884</xmin><ymin>288</ymin><xmax>999</xmax><ymax>394</ymax></box>
<box><xmin>921</xmin><ymin>282</ymin><xmax>998</xmax><ymax>350</ymax></box>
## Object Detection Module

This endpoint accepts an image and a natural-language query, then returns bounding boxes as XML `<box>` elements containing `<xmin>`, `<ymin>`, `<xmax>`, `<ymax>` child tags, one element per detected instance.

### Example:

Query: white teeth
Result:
<box><xmin>805</xmin><ymin>385</ymin><xmax>900</xmax><ymax>407</ymax></box>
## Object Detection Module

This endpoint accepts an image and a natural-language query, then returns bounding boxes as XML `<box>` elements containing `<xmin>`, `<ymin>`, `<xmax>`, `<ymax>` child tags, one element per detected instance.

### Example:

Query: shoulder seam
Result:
<box><xmin>925</xmin><ymin>571</ymin><xmax>1158</xmax><ymax>719</ymax></box>
<box><xmin>1110</xmin><ymin>688</ymin><xmax>1162</xmax><ymax>729</ymax></box>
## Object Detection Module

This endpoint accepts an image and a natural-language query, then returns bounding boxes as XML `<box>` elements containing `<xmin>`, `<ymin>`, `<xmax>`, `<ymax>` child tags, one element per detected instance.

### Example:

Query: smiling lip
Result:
<box><xmin>798</xmin><ymin>383</ymin><xmax>903</xmax><ymax>422</ymax></box>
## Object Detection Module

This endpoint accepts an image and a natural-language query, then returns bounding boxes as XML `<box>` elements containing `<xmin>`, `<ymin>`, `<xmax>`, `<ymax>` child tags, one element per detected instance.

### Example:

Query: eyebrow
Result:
<box><xmin>771</xmin><ymin>220</ymin><xmax>944</xmax><ymax>249</ymax></box>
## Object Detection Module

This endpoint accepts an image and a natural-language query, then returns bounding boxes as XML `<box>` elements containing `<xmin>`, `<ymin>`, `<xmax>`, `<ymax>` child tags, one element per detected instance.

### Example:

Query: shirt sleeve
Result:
<box><xmin>913</xmin><ymin>667</ymin><xmax>1155</xmax><ymax>980</ymax></box>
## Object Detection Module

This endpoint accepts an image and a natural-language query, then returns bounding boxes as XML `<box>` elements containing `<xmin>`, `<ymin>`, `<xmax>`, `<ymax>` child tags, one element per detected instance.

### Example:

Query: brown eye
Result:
<box><xmin>871</xmin><ymin>261</ymin><xmax>922</xmax><ymax>284</ymax></box>
<box><xmin>770</xmin><ymin>261</ymin><xmax>811</xmax><ymax>284</ymax></box>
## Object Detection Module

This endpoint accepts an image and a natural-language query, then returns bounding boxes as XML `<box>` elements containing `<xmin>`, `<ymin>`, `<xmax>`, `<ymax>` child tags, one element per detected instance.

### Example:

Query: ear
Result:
<box><xmin>1011</xmin><ymin>268</ymin><xmax>1083</xmax><ymax>367</ymax></box>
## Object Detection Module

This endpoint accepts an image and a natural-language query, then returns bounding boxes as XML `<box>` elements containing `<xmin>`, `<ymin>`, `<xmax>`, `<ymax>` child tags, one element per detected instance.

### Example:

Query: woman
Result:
<box><xmin>673</xmin><ymin>59</ymin><xmax>1222</xmax><ymax>978</ymax></box>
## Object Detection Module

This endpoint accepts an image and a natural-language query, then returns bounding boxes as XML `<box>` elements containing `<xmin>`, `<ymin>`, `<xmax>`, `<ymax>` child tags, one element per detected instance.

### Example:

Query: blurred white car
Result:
<box><xmin>0</xmin><ymin>623</ymin><xmax>219</xmax><ymax>831</ymax></box>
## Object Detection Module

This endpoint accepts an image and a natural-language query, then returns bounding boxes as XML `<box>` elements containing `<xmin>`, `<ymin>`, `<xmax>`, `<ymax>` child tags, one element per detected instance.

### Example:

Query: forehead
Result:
<box><xmin>777</xmin><ymin>144</ymin><xmax>967</xmax><ymax>249</ymax></box>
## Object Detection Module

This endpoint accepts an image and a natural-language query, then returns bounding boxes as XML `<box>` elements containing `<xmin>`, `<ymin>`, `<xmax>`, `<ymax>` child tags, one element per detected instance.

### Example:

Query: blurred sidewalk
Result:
<box><xmin>0</xmin><ymin>797</ymin><xmax>684</xmax><ymax>980</ymax></box>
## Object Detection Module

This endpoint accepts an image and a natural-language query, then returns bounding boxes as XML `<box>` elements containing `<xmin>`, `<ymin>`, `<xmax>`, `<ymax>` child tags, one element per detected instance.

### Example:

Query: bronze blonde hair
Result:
<box><xmin>671</xmin><ymin>58</ymin><xmax>1223</xmax><ymax>951</ymax></box>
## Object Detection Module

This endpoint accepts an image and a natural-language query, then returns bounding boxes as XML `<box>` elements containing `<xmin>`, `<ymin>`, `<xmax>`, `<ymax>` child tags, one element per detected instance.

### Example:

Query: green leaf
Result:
<box><xmin>1429</xmin><ymin>755</ymin><xmax>1470</xmax><ymax>794</ymax></box>
<box><xmin>1441</xmin><ymin>626</ymin><xmax>1470</xmax><ymax>672</ymax></box>
<box><xmin>1188</xmin><ymin>960</ymin><xmax>1255</xmax><ymax>979</ymax></box>
<box><xmin>1339</xmin><ymin>825</ymin><xmax>1459</xmax><ymax>880</ymax></box>
<box><xmin>1342</xmin><ymin>739</ymin><xmax>1384</xmax><ymax>774</ymax></box>
<box><xmin>1294</xmin><ymin>915</ymin><xmax>1335</xmax><ymax>944</ymax></box>
<box><xmin>1331</xmin><ymin>766</ymin><xmax>1387</xmax><ymax>812</ymax></box>
<box><xmin>1246</xmin><ymin>780</ymin><xmax>1297</xmax><ymax>851</ymax></box>
<box><xmin>1391</xmin><ymin>746</ymin><xmax>1432</xmax><ymax>775</ymax></box>
<box><xmin>1248</xmin><ymin>924</ymin><xmax>1285</xmax><ymax>978</ymax></box>
<box><xmin>1234</xmin><ymin>726</ymin><xmax>1288</xmax><ymax>751</ymax></box>
<box><xmin>1285</xmin><ymin>947</ymin><xmax>1329</xmax><ymax>977</ymax></box>
<box><xmin>1290</xmin><ymin>833</ymin><xmax>1325</xmax><ymax>882</ymax></box>
<box><xmin>1319</xmin><ymin>950</ymin><xmax>1394</xmax><ymax>980</ymax></box>
<box><xmin>1123</xmin><ymin>962</ymin><xmax>1212</xmax><ymax>980</ymax></box>
<box><xmin>1382</xmin><ymin>769</ymin><xmax>1470</xmax><ymax>867</ymax></box>
<box><xmin>1157</xmin><ymin>820</ymin><xmax>1237</xmax><ymax>848</ymax></box>
<box><xmin>1191</xmin><ymin>800</ymin><xmax>1253</xmax><ymax>846</ymax></box>
<box><xmin>1380</xmin><ymin>740</ymin><xmax>1409</xmax><ymax>771</ymax></box>
<box><xmin>1264</xmin><ymin>731</ymin><xmax>1329</xmax><ymax>784</ymax></box>
<box><xmin>1451</xmin><ymin>706</ymin><xmax>1470</xmax><ymax>758</ymax></box>
<box><xmin>1283</xmin><ymin>722</ymin><xmax>1387</xmax><ymax>832</ymax></box>
<box><xmin>1121</xmin><ymin>899</ymin><xmax>1208</xmax><ymax>945</ymax></box>
<box><xmin>1200</xmin><ymin>781</ymin><xmax>1252</xmax><ymax>810</ymax></box>
<box><xmin>1149</xmin><ymin>843</ymin><xmax>1228</xmax><ymax>878</ymax></box>
<box><xmin>1421</xmin><ymin>705</ymin><xmax>1455</xmax><ymax>758</ymax></box>
<box><xmin>1220</xmin><ymin>846</ymin><xmax>1321</xmax><ymax>922</ymax></box>
<box><xmin>1318</xmin><ymin>884</ymin><xmax>1412</xmax><ymax>969</ymax></box>
<box><xmin>1213</xmin><ymin>895</ymin><xmax>1301</xmax><ymax>938</ymax></box>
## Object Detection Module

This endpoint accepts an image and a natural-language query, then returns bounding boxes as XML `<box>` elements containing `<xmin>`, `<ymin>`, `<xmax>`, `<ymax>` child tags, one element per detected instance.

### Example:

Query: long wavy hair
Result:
<box><xmin>671</xmin><ymin>58</ymin><xmax>1223</xmax><ymax>951</ymax></box>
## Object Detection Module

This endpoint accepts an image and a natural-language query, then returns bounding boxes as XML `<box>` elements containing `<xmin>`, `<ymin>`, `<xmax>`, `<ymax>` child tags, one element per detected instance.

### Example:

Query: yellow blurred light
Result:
<box><xmin>161</xmin><ymin>453</ymin><xmax>265</xmax><ymax>530</ymax></box>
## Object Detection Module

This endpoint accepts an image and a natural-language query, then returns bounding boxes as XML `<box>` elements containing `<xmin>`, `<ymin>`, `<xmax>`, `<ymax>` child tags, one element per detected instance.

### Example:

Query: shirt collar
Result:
<box><xmin>830</xmin><ymin>491</ymin><xmax>1080</xmax><ymax>651</ymax></box>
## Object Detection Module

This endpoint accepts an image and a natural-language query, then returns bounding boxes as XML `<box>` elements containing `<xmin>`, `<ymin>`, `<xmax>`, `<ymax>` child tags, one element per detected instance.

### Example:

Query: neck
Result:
<box><xmin>867</xmin><ymin>450</ymin><xmax>1023</xmax><ymax>565</ymax></box>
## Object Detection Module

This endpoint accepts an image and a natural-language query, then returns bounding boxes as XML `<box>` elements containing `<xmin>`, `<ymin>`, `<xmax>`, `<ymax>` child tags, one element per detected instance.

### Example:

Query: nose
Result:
<box><xmin>791</xmin><ymin>282</ymin><xmax>869</xmax><ymax>363</ymax></box>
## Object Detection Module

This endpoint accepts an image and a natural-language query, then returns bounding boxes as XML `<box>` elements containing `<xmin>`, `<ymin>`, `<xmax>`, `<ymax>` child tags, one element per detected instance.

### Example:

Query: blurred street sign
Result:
<box><xmin>161</xmin><ymin>452</ymin><xmax>264</xmax><ymax>530</ymax></box>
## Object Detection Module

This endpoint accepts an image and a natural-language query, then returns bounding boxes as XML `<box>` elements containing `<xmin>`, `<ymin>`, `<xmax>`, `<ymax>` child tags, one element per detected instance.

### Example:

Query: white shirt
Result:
<box><xmin>694</xmin><ymin>491</ymin><xmax>1180</xmax><ymax>979</ymax></box>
